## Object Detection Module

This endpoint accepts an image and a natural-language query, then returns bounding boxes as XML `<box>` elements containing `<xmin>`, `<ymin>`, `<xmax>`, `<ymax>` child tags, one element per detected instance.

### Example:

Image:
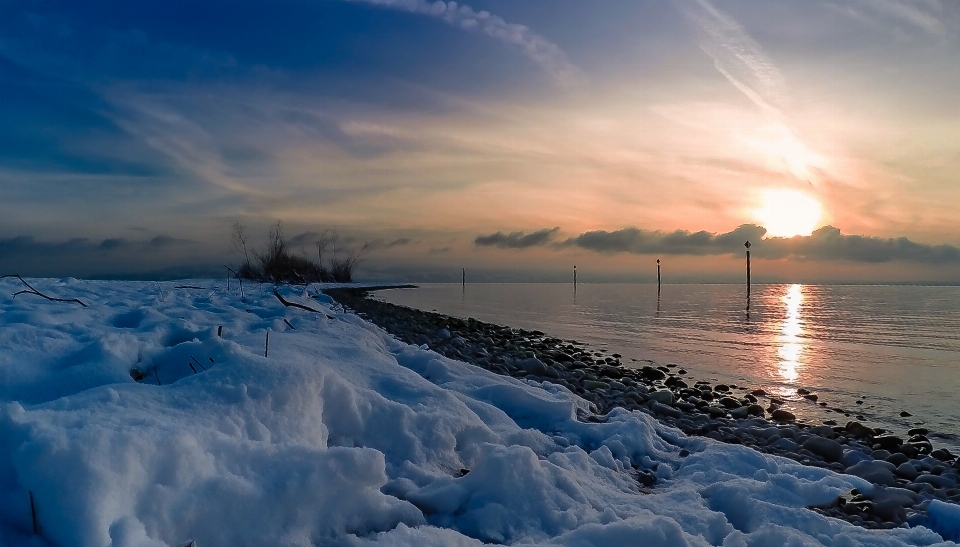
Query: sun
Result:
<box><xmin>754</xmin><ymin>189</ymin><xmax>823</xmax><ymax>238</ymax></box>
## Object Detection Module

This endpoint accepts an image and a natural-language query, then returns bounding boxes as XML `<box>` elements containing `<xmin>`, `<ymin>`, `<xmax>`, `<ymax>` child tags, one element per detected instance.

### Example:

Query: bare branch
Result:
<box><xmin>2</xmin><ymin>275</ymin><xmax>87</xmax><ymax>307</ymax></box>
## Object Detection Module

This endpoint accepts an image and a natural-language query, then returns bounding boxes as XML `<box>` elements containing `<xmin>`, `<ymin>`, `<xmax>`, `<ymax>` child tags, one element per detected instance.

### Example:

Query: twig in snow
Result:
<box><xmin>265</xmin><ymin>330</ymin><xmax>270</xmax><ymax>358</ymax></box>
<box><xmin>188</xmin><ymin>362</ymin><xmax>197</xmax><ymax>374</ymax></box>
<box><xmin>29</xmin><ymin>491</ymin><xmax>39</xmax><ymax>535</ymax></box>
<box><xmin>155</xmin><ymin>368</ymin><xmax>162</xmax><ymax>386</ymax></box>
<box><xmin>174</xmin><ymin>285</ymin><xmax>205</xmax><ymax>290</ymax></box>
<box><xmin>1</xmin><ymin>275</ymin><xmax>87</xmax><ymax>307</ymax></box>
<box><xmin>190</xmin><ymin>356</ymin><xmax>207</xmax><ymax>371</ymax></box>
<box><xmin>225</xmin><ymin>266</ymin><xmax>244</xmax><ymax>299</ymax></box>
<box><xmin>283</xmin><ymin>319</ymin><xmax>295</xmax><ymax>330</ymax></box>
<box><xmin>217</xmin><ymin>325</ymin><xmax>223</xmax><ymax>337</ymax></box>
<box><xmin>273</xmin><ymin>289</ymin><xmax>333</xmax><ymax>318</ymax></box>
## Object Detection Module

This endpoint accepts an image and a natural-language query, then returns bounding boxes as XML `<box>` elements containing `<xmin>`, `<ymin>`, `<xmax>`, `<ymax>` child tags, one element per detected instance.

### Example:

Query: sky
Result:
<box><xmin>2</xmin><ymin>0</ymin><xmax>960</xmax><ymax>282</ymax></box>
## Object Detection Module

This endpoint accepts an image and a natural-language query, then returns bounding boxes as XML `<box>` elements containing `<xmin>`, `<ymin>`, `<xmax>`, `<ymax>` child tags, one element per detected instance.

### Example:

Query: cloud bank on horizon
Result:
<box><xmin>1</xmin><ymin>0</ymin><xmax>960</xmax><ymax>281</ymax></box>
<box><xmin>475</xmin><ymin>225</ymin><xmax>960</xmax><ymax>266</ymax></box>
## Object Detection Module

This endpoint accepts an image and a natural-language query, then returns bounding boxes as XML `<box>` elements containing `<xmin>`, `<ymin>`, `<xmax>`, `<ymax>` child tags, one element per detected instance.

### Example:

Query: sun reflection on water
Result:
<box><xmin>777</xmin><ymin>284</ymin><xmax>805</xmax><ymax>383</ymax></box>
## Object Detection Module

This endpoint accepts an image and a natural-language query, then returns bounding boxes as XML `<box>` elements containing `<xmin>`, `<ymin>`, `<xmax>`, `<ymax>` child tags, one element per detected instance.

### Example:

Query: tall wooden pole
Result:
<box><xmin>462</xmin><ymin>268</ymin><xmax>465</xmax><ymax>290</ymax></box>
<box><xmin>744</xmin><ymin>240</ymin><xmax>752</xmax><ymax>308</ymax></box>
<box><xmin>573</xmin><ymin>265</ymin><xmax>577</xmax><ymax>291</ymax></box>
<box><xmin>657</xmin><ymin>258</ymin><xmax>661</xmax><ymax>294</ymax></box>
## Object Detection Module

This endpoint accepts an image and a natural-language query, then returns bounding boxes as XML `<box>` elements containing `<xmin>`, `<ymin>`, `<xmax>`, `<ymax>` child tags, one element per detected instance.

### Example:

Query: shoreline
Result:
<box><xmin>328</xmin><ymin>287</ymin><xmax>960</xmax><ymax>531</ymax></box>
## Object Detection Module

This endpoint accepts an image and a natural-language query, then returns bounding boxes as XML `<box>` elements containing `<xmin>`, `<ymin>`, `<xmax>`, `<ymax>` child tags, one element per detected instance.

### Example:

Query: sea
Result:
<box><xmin>374</xmin><ymin>283</ymin><xmax>960</xmax><ymax>449</ymax></box>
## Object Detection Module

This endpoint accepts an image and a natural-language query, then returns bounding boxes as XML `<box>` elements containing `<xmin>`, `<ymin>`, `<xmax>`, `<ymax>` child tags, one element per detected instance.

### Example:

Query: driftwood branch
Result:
<box><xmin>2</xmin><ymin>275</ymin><xmax>87</xmax><ymax>307</ymax></box>
<box><xmin>273</xmin><ymin>289</ymin><xmax>332</xmax><ymax>317</ymax></box>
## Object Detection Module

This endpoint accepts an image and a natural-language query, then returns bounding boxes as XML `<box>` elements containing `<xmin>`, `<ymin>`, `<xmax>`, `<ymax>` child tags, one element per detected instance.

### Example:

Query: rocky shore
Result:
<box><xmin>327</xmin><ymin>288</ymin><xmax>960</xmax><ymax>532</ymax></box>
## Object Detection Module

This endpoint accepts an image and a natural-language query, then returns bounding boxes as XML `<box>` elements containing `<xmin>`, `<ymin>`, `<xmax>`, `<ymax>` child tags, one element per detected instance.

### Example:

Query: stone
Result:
<box><xmin>771</xmin><ymin>409</ymin><xmax>796</xmax><ymax>422</ymax></box>
<box><xmin>803</xmin><ymin>436</ymin><xmax>844</xmax><ymax>463</ymax></box>
<box><xmin>771</xmin><ymin>438</ymin><xmax>798</xmax><ymax>451</ymax></box>
<box><xmin>931</xmin><ymin>448</ymin><xmax>955</xmax><ymax>462</ymax></box>
<box><xmin>516</xmin><ymin>357</ymin><xmax>548</xmax><ymax>376</ymax></box>
<box><xmin>916</xmin><ymin>474</ymin><xmax>956</xmax><ymax>489</ymax></box>
<box><xmin>841</xmin><ymin>449</ymin><xmax>873</xmax><ymax>468</ymax></box>
<box><xmin>845</xmin><ymin>461</ymin><xmax>897</xmax><ymax>486</ymax></box>
<box><xmin>895</xmin><ymin>463</ymin><xmax>920</xmax><ymax>480</ymax></box>
<box><xmin>651</xmin><ymin>401</ymin><xmax>682</xmax><ymax>419</ymax></box>
<box><xmin>436</xmin><ymin>328</ymin><xmax>452</xmax><ymax>340</ymax></box>
<box><xmin>872</xmin><ymin>435</ymin><xmax>904</xmax><ymax>451</ymax></box>
<box><xmin>845</xmin><ymin>421</ymin><xmax>875</xmax><ymax>438</ymax></box>
<box><xmin>718</xmin><ymin>396</ymin><xmax>742</xmax><ymax>409</ymax></box>
<box><xmin>640</xmin><ymin>366</ymin><xmax>666</xmax><ymax>381</ymax></box>
<box><xmin>729</xmin><ymin>406</ymin><xmax>749</xmax><ymax>419</ymax></box>
<box><xmin>647</xmin><ymin>390</ymin><xmax>675</xmax><ymax>405</ymax></box>
<box><xmin>885</xmin><ymin>453</ymin><xmax>909</xmax><ymax>466</ymax></box>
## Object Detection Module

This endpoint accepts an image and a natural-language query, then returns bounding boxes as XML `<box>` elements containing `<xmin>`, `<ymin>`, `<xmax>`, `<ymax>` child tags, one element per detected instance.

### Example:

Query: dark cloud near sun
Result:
<box><xmin>475</xmin><ymin>227</ymin><xmax>561</xmax><ymax>249</ymax></box>
<box><xmin>476</xmin><ymin>225</ymin><xmax>960</xmax><ymax>265</ymax></box>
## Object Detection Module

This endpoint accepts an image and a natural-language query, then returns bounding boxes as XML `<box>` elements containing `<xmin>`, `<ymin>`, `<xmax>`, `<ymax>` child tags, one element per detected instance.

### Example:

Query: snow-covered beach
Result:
<box><xmin>1</xmin><ymin>278</ymin><xmax>959</xmax><ymax>546</ymax></box>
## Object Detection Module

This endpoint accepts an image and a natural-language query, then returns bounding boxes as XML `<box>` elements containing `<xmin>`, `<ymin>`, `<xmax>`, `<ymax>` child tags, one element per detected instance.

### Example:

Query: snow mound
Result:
<box><xmin>0</xmin><ymin>279</ymin><xmax>955</xmax><ymax>547</ymax></box>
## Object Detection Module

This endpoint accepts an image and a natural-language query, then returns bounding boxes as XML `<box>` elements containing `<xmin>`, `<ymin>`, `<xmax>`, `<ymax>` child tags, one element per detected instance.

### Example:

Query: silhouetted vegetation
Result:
<box><xmin>231</xmin><ymin>221</ymin><xmax>367</xmax><ymax>283</ymax></box>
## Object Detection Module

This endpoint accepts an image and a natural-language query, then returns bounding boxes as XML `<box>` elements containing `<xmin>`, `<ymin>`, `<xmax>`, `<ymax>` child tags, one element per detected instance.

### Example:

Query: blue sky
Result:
<box><xmin>2</xmin><ymin>0</ymin><xmax>960</xmax><ymax>281</ymax></box>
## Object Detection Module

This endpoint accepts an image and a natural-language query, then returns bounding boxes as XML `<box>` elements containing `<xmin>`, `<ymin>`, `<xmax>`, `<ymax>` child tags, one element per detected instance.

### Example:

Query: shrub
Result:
<box><xmin>231</xmin><ymin>221</ymin><xmax>366</xmax><ymax>284</ymax></box>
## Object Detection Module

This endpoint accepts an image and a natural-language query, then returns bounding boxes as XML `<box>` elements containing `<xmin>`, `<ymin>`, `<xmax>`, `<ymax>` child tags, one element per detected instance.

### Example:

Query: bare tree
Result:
<box><xmin>232</xmin><ymin>222</ymin><xmax>251</xmax><ymax>267</ymax></box>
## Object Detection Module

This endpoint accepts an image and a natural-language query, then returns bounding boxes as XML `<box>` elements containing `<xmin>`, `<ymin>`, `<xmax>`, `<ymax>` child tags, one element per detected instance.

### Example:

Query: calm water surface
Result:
<box><xmin>376</xmin><ymin>283</ymin><xmax>960</xmax><ymax>447</ymax></box>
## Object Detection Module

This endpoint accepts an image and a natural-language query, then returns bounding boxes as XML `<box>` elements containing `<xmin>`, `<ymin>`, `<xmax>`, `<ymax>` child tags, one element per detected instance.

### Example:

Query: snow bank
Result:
<box><xmin>0</xmin><ymin>278</ymin><xmax>955</xmax><ymax>546</ymax></box>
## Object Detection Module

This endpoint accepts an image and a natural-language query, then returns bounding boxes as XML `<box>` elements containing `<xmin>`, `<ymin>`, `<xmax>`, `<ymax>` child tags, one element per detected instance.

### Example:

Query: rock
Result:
<box><xmin>771</xmin><ymin>438</ymin><xmax>798</xmax><ymax>451</ymax></box>
<box><xmin>647</xmin><ymin>390</ymin><xmax>675</xmax><ymax>405</ymax></box>
<box><xmin>751</xmin><ymin>389</ymin><xmax>767</xmax><ymax>397</ymax></box>
<box><xmin>599</xmin><ymin>365</ymin><xmax>623</xmax><ymax>379</ymax></box>
<box><xmin>729</xmin><ymin>406</ymin><xmax>750</xmax><ymax>419</ymax></box>
<box><xmin>907</xmin><ymin>427</ymin><xmax>929</xmax><ymax>436</ymax></box>
<box><xmin>900</xmin><ymin>411</ymin><xmax>912</xmax><ymax>417</ymax></box>
<box><xmin>916</xmin><ymin>474</ymin><xmax>956</xmax><ymax>489</ymax></box>
<box><xmin>841</xmin><ymin>450</ymin><xmax>873</xmax><ymax>468</ymax></box>
<box><xmin>651</xmin><ymin>401</ymin><xmax>682</xmax><ymax>419</ymax></box>
<box><xmin>884</xmin><ymin>453</ymin><xmax>909</xmax><ymax>467</ymax></box>
<box><xmin>583</xmin><ymin>380</ymin><xmax>610</xmax><ymax>391</ymax></box>
<box><xmin>639</xmin><ymin>366</ymin><xmax>666</xmax><ymax>381</ymax></box>
<box><xmin>809</xmin><ymin>425</ymin><xmax>835</xmax><ymax>439</ymax></box>
<box><xmin>868</xmin><ymin>487</ymin><xmax>917</xmax><ymax>523</ymax></box>
<box><xmin>895</xmin><ymin>463</ymin><xmax>920</xmax><ymax>480</ymax></box>
<box><xmin>771</xmin><ymin>409</ymin><xmax>796</xmax><ymax>422</ymax></box>
<box><xmin>872</xmin><ymin>435</ymin><xmax>904</xmax><ymax>451</ymax></box>
<box><xmin>746</xmin><ymin>404</ymin><xmax>765</xmax><ymax>417</ymax></box>
<box><xmin>845</xmin><ymin>461</ymin><xmax>897</xmax><ymax>486</ymax></box>
<box><xmin>707</xmin><ymin>405</ymin><xmax>727</xmax><ymax>418</ymax></box>
<box><xmin>714</xmin><ymin>384</ymin><xmax>730</xmax><ymax>392</ymax></box>
<box><xmin>845</xmin><ymin>421</ymin><xmax>875</xmax><ymax>438</ymax></box>
<box><xmin>803</xmin><ymin>436</ymin><xmax>844</xmax><ymax>463</ymax></box>
<box><xmin>516</xmin><ymin>357</ymin><xmax>548</xmax><ymax>376</ymax></box>
<box><xmin>718</xmin><ymin>396</ymin><xmax>742</xmax><ymax>409</ymax></box>
<box><xmin>931</xmin><ymin>448</ymin><xmax>955</xmax><ymax>462</ymax></box>
<box><xmin>804</xmin><ymin>394</ymin><xmax>819</xmax><ymax>402</ymax></box>
<box><xmin>437</xmin><ymin>328</ymin><xmax>451</xmax><ymax>340</ymax></box>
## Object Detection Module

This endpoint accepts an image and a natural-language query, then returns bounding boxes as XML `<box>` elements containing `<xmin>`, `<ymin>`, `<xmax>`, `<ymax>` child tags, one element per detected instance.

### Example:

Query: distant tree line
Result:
<box><xmin>232</xmin><ymin>221</ymin><xmax>367</xmax><ymax>283</ymax></box>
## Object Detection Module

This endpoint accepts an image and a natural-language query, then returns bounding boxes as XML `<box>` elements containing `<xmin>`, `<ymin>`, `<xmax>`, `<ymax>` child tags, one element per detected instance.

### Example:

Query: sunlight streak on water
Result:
<box><xmin>776</xmin><ymin>284</ymin><xmax>805</xmax><ymax>386</ymax></box>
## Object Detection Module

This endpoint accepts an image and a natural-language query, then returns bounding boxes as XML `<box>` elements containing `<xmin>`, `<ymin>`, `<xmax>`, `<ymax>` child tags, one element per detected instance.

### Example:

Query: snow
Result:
<box><xmin>0</xmin><ymin>278</ymin><xmax>957</xmax><ymax>547</ymax></box>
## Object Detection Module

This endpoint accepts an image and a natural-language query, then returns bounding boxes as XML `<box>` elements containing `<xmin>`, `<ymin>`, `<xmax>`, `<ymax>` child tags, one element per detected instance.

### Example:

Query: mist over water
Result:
<box><xmin>376</xmin><ymin>283</ymin><xmax>960</xmax><ymax>448</ymax></box>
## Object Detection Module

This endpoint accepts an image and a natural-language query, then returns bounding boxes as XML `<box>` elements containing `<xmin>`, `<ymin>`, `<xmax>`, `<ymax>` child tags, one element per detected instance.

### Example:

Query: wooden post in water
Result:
<box><xmin>657</xmin><ymin>258</ymin><xmax>661</xmax><ymax>294</ymax></box>
<box><xmin>744</xmin><ymin>240</ymin><xmax>752</xmax><ymax>309</ymax></box>
<box><xmin>573</xmin><ymin>265</ymin><xmax>577</xmax><ymax>291</ymax></box>
<box><xmin>461</xmin><ymin>268</ymin><xmax>465</xmax><ymax>290</ymax></box>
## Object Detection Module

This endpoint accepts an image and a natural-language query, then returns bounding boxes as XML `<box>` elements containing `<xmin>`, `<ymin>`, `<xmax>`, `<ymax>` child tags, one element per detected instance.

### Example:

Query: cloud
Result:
<box><xmin>675</xmin><ymin>0</ymin><xmax>823</xmax><ymax>183</ymax></box>
<box><xmin>347</xmin><ymin>0</ymin><xmax>581</xmax><ymax>86</ymax></box>
<box><xmin>561</xmin><ymin>225</ymin><xmax>765</xmax><ymax>256</ymax></box>
<box><xmin>475</xmin><ymin>227</ymin><xmax>560</xmax><ymax>249</ymax></box>
<box><xmin>0</xmin><ymin>234</ymin><xmax>203</xmax><ymax>277</ymax></box>
<box><xmin>847</xmin><ymin>0</ymin><xmax>947</xmax><ymax>37</ymax></box>
<box><xmin>555</xmin><ymin>224</ymin><xmax>960</xmax><ymax>265</ymax></box>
